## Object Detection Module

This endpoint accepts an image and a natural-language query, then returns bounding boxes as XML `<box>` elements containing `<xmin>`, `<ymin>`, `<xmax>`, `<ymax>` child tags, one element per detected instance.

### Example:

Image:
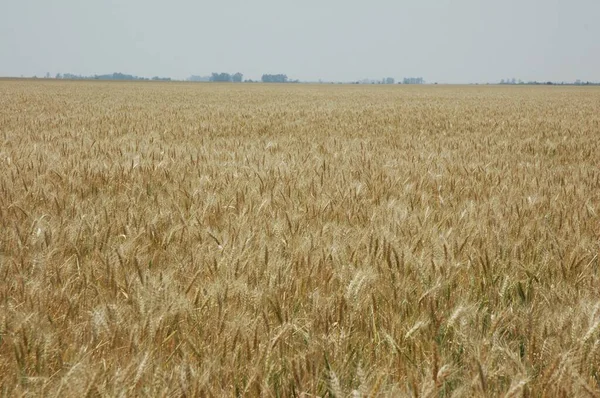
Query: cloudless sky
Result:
<box><xmin>1</xmin><ymin>0</ymin><xmax>599</xmax><ymax>83</ymax></box>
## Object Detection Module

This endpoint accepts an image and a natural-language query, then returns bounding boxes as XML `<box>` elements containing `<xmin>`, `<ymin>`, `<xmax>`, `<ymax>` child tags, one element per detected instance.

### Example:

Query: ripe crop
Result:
<box><xmin>1</xmin><ymin>80</ymin><xmax>599</xmax><ymax>396</ymax></box>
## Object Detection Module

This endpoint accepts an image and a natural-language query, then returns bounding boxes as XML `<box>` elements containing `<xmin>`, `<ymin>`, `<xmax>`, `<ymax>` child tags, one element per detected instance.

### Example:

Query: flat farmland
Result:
<box><xmin>1</xmin><ymin>80</ymin><xmax>600</xmax><ymax>396</ymax></box>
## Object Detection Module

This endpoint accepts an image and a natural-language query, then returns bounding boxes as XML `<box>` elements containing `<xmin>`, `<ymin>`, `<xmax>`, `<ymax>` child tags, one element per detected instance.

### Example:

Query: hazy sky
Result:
<box><xmin>1</xmin><ymin>0</ymin><xmax>599</xmax><ymax>83</ymax></box>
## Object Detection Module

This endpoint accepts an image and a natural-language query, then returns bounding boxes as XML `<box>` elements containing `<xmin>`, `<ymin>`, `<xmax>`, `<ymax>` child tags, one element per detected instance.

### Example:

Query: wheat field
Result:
<box><xmin>1</xmin><ymin>80</ymin><xmax>599</xmax><ymax>397</ymax></box>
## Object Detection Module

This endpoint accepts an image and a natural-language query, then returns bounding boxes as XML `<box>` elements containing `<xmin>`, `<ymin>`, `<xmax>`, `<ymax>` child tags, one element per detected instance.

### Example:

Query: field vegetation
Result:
<box><xmin>1</xmin><ymin>80</ymin><xmax>600</xmax><ymax>396</ymax></box>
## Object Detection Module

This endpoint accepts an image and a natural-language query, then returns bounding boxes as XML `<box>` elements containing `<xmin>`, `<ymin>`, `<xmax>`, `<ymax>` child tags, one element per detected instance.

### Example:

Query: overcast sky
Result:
<box><xmin>1</xmin><ymin>0</ymin><xmax>599</xmax><ymax>83</ymax></box>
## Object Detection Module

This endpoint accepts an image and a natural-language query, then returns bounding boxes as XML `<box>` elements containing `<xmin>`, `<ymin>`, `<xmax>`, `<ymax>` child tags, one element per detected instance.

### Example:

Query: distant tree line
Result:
<box><xmin>403</xmin><ymin>77</ymin><xmax>424</xmax><ymax>84</ymax></box>
<box><xmin>354</xmin><ymin>77</ymin><xmax>421</xmax><ymax>85</ymax></box>
<box><xmin>500</xmin><ymin>78</ymin><xmax>600</xmax><ymax>86</ymax></box>
<box><xmin>56</xmin><ymin>72</ymin><xmax>171</xmax><ymax>81</ymax></box>
<box><xmin>262</xmin><ymin>74</ymin><xmax>287</xmax><ymax>83</ymax></box>
<box><xmin>44</xmin><ymin>72</ymin><xmax>600</xmax><ymax>86</ymax></box>
<box><xmin>355</xmin><ymin>78</ymin><xmax>396</xmax><ymax>84</ymax></box>
<box><xmin>208</xmin><ymin>72</ymin><xmax>244</xmax><ymax>82</ymax></box>
<box><xmin>499</xmin><ymin>78</ymin><xmax>523</xmax><ymax>85</ymax></box>
<box><xmin>572</xmin><ymin>79</ymin><xmax>599</xmax><ymax>85</ymax></box>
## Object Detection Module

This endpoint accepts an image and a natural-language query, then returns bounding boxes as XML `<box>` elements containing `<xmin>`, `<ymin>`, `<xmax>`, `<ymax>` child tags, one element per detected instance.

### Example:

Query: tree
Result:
<box><xmin>232</xmin><ymin>72</ymin><xmax>243</xmax><ymax>83</ymax></box>
<box><xmin>385</xmin><ymin>77</ymin><xmax>395</xmax><ymax>84</ymax></box>
<box><xmin>210</xmin><ymin>73</ymin><xmax>232</xmax><ymax>82</ymax></box>
<box><xmin>403</xmin><ymin>77</ymin><xmax>424</xmax><ymax>85</ymax></box>
<box><xmin>261</xmin><ymin>74</ymin><xmax>288</xmax><ymax>83</ymax></box>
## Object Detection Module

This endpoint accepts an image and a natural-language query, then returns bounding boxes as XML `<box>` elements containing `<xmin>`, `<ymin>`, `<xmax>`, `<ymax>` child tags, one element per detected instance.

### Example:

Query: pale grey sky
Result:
<box><xmin>1</xmin><ymin>0</ymin><xmax>598</xmax><ymax>83</ymax></box>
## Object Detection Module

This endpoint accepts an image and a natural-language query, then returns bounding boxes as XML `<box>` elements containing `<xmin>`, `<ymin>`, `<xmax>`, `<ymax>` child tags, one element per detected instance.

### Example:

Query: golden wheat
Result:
<box><xmin>1</xmin><ymin>79</ymin><xmax>599</xmax><ymax>396</ymax></box>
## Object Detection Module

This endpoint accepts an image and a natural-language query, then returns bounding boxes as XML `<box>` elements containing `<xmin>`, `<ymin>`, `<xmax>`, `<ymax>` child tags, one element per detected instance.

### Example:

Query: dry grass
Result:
<box><xmin>1</xmin><ymin>80</ymin><xmax>600</xmax><ymax>397</ymax></box>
